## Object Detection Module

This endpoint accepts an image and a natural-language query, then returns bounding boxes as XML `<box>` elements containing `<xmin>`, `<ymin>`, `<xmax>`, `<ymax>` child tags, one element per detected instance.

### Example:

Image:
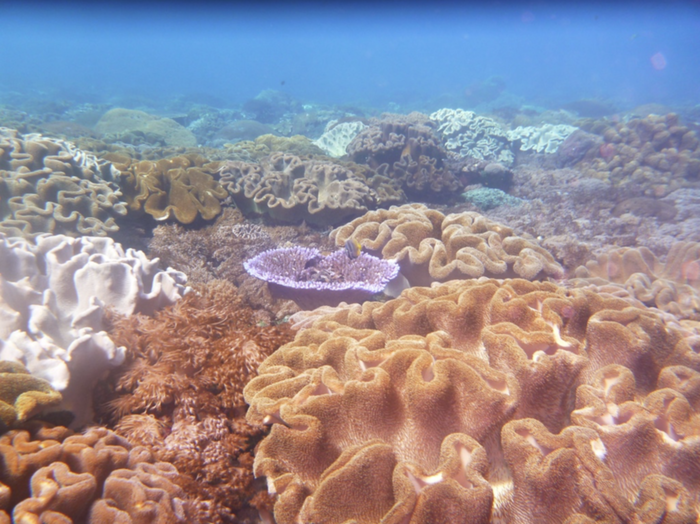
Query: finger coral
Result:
<box><xmin>96</xmin><ymin>279</ymin><xmax>295</xmax><ymax>523</ymax></box>
<box><xmin>0</xmin><ymin>233</ymin><xmax>188</xmax><ymax>427</ymax></box>
<box><xmin>219</xmin><ymin>152</ymin><xmax>401</xmax><ymax>225</ymax></box>
<box><xmin>244</xmin><ymin>277</ymin><xmax>700</xmax><ymax>523</ymax></box>
<box><xmin>244</xmin><ymin>246</ymin><xmax>400</xmax><ymax>309</ymax></box>
<box><xmin>0</xmin><ymin>423</ymin><xmax>196</xmax><ymax>523</ymax></box>
<box><xmin>104</xmin><ymin>152</ymin><xmax>228</xmax><ymax>224</ymax></box>
<box><xmin>573</xmin><ymin>242</ymin><xmax>700</xmax><ymax>320</ymax></box>
<box><xmin>331</xmin><ymin>203</ymin><xmax>563</xmax><ymax>286</ymax></box>
<box><xmin>0</xmin><ymin>127</ymin><xmax>127</xmax><ymax>238</ymax></box>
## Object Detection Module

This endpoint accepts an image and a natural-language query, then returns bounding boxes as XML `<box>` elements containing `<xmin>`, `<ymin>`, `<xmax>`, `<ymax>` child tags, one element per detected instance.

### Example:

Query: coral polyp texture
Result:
<box><xmin>0</xmin><ymin>423</ymin><xmax>197</xmax><ymax>523</ymax></box>
<box><xmin>103</xmin><ymin>152</ymin><xmax>228</xmax><ymax>224</ymax></box>
<box><xmin>346</xmin><ymin>113</ymin><xmax>462</xmax><ymax>202</ymax></box>
<box><xmin>331</xmin><ymin>203</ymin><xmax>563</xmax><ymax>286</ymax></box>
<box><xmin>0</xmin><ymin>233</ymin><xmax>188</xmax><ymax>427</ymax></box>
<box><xmin>97</xmin><ymin>280</ymin><xmax>295</xmax><ymax>524</ymax></box>
<box><xmin>0</xmin><ymin>362</ymin><xmax>62</xmax><ymax>429</ymax></box>
<box><xmin>219</xmin><ymin>152</ymin><xmax>402</xmax><ymax>225</ymax></box>
<box><xmin>572</xmin><ymin>242</ymin><xmax>700</xmax><ymax>320</ymax></box>
<box><xmin>0</xmin><ymin>127</ymin><xmax>127</xmax><ymax>238</ymax></box>
<box><xmin>578</xmin><ymin>113</ymin><xmax>700</xmax><ymax>197</ymax></box>
<box><xmin>244</xmin><ymin>278</ymin><xmax>700</xmax><ymax>524</ymax></box>
<box><xmin>244</xmin><ymin>246</ymin><xmax>400</xmax><ymax>309</ymax></box>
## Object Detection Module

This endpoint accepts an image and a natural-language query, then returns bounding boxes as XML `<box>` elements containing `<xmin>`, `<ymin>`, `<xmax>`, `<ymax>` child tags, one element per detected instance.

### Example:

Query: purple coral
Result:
<box><xmin>244</xmin><ymin>246</ymin><xmax>400</xmax><ymax>309</ymax></box>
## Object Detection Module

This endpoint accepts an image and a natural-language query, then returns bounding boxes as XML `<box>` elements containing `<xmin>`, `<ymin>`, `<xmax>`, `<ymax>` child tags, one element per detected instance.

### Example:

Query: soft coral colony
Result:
<box><xmin>0</xmin><ymin>105</ymin><xmax>699</xmax><ymax>524</ymax></box>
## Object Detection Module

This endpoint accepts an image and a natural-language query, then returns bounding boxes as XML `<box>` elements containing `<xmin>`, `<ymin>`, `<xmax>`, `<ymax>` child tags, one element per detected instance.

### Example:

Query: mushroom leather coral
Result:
<box><xmin>573</xmin><ymin>242</ymin><xmax>700</xmax><ymax>320</ymax></box>
<box><xmin>97</xmin><ymin>280</ymin><xmax>296</xmax><ymax>523</ymax></box>
<box><xmin>0</xmin><ymin>423</ymin><xmax>195</xmax><ymax>523</ymax></box>
<box><xmin>331</xmin><ymin>203</ymin><xmax>564</xmax><ymax>286</ymax></box>
<box><xmin>0</xmin><ymin>362</ymin><xmax>62</xmax><ymax>429</ymax></box>
<box><xmin>244</xmin><ymin>278</ymin><xmax>700</xmax><ymax>524</ymax></box>
<box><xmin>105</xmin><ymin>152</ymin><xmax>228</xmax><ymax>224</ymax></box>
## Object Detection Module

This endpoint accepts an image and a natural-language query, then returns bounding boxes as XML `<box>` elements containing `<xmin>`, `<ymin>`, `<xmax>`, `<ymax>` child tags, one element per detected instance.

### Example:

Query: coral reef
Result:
<box><xmin>103</xmin><ymin>152</ymin><xmax>228</xmax><ymax>224</ymax></box>
<box><xmin>506</xmin><ymin>123</ymin><xmax>578</xmax><ymax>154</ymax></box>
<box><xmin>97</xmin><ymin>280</ymin><xmax>295</xmax><ymax>523</ymax></box>
<box><xmin>462</xmin><ymin>187</ymin><xmax>523</xmax><ymax>211</ymax></box>
<box><xmin>0</xmin><ymin>233</ymin><xmax>188</xmax><ymax>427</ymax></box>
<box><xmin>577</xmin><ymin>113</ymin><xmax>700</xmax><ymax>197</ymax></box>
<box><xmin>94</xmin><ymin>108</ymin><xmax>197</xmax><ymax>148</ymax></box>
<box><xmin>0</xmin><ymin>362</ymin><xmax>62</xmax><ymax>429</ymax></box>
<box><xmin>244</xmin><ymin>246</ymin><xmax>400</xmax><ymax>309</ymax></box>
<box><xmin>0</xmin><ymin>128</ymin><xmax>127</xmax><ymax>238</ymax></box>
<box><xmin>346</xmin><ymin>113</ymin><xmax>461</xmax><ymax>202</ymax></box>
<box><xmin>0</xmin><ymin>423</ymin><xmax>197</xmax><ymax>523</ymax></box>
<box><xmin>313</xmin><ymin>121</ymin><xmax>368</xmax><ymax>158</ymax></box>
<box><xmin>219</xmin><ymin>152</ymin><xmax>402</xmax><ymax>225</ymax></box>
<box><xmin>331</xmin><ymin>204</ymin><xmax>563</xmax><ymax>286</ymax></box>
<box><xmin>572</xmin><ymin>242</ymin><xmax>700</xmax><ymax>320</ymax></box>
<box><xmin>244</xmin><ymin>277</ymin><xmax>700</xmax><ymax>524</ymax></box>
<box><xmin>430</xmin><ymin>108</ymin><xmax>515</xmax><ymax>165</ymax></box>
<box><xmin>221</xmin><ymin>134</ymin><xmax>326</xmax><ymax>163</ymax></box>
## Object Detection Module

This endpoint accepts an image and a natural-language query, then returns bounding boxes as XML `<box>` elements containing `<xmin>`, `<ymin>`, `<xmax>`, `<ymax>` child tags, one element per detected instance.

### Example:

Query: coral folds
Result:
<box><xmin>245</xmin><ymin>278</ymin><xmax>700</xmax><ymax>523</ymax></box>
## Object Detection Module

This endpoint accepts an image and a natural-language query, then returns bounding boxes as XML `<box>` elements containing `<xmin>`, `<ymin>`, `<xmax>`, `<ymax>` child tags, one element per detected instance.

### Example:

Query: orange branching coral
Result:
<box><xmin>244</xmin><ymin>278</ymin><xmax>700</xmax><ymax>523</ymax></box>
<box><xmin>0</xmin><ymin>423</ymin><xmax>195</xmax><ymax>523</ymax></box>
<box><xmin>98</xmin><ymin>279</ymin><xmax>295</xmax><ymax>523</ymax></box>
<box><xmin>573</xmin><ymin>242</ymin><xmax>700</xmax><ymax>320</ymax></box>
<box><xmin>331</xmin><ymin>203</ymin><xmax>563</xmax><ymax>286</ymax></box>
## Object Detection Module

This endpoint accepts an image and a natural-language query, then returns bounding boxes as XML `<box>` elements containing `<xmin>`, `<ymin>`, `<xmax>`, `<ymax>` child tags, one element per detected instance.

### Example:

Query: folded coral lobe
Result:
<box><xmin>244</xmin><ymin>278</ymin><xmax>700</xmax><ymax>524</ymax></box>
<box><xmin>243</xmin><ymin>246</ymin><xmax>399</xmax><ymax>309</ymax></box>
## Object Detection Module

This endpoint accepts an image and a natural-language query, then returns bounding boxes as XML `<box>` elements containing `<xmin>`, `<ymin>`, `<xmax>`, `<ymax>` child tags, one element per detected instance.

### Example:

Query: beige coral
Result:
<box><xmin>244</xmin><ymin>278</ymin><xmax>700</xmax><ymax>523</ymax></box>
<box><xmin>331</xmin><ymin>203</ymin><xmax>564</xmax><ymax>286</ymax></box>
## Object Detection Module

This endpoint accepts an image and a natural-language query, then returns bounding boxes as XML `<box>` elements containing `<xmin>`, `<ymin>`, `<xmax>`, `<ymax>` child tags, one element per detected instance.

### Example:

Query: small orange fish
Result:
<box><xmin>344</xmin><ymin>238</ymin><xmax>363</xmax><ymax>259</ymax></box>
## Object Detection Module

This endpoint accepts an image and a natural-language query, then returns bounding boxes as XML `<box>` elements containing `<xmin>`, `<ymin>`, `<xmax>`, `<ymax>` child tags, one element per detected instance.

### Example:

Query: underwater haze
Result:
<box><xmin>1</xmin><ymin>0</ymin><xmax>699</xmax><ymax>110</ymax></box>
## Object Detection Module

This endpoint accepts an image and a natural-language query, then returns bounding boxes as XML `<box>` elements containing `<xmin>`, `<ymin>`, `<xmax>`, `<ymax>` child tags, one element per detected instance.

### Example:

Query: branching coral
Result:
<box><xmin>0</xmin><ymin>127</ymin><xmax>127</xmax><ymax>238</ymax></box>
<box><xmin>104</xmin><ymin>152</ymin><xmax>228</xmax><ymax>224</ymax></box>
<box><xmin>0</xmin><ymin>423</ymin><xmax>197</xmax><ymax>523</ymax></box>
<box><xmin>96</xmin><ymin>280</ymin><xmax>295</xmax><ymax>523</ymax></box>
<box><xmin>219</xmin><ymin>152</ymin><xmax>401</xmax><ymax>225</ymax></box>
<box><xmin>244</xmin><ymin>278</ymin><xmax>700</xmax><ymax>524</ymax></box>
<box><xmin>346</xmin><ymin>113</ymin><xmax>461</xmax><ymax>202</ymax></box>
<box><xmin>331</xmin><ymin>203</ymin><xmax>563</xmax><ymax>286</ymax></box>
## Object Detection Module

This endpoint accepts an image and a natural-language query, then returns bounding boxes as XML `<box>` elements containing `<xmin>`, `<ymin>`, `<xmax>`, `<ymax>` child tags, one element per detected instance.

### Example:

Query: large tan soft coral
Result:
<box><xmin>244</xmin><ymin>278</ymin><xmax>700</xmax><ymax>523</ymax></box>
<box><xmin>331</xmin><ymin>203</ymin><xmax>564</xmax><ymax>286</ymax></box>
<box><xmin>97</xmin><ymin>279</ymin><xmax>296</xmax><ymax>524</ymax></box>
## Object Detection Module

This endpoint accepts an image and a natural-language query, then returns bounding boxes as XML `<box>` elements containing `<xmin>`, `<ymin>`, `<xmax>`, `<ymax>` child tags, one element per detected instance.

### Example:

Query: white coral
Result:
<box><xmin>0</xmin><ymin>233</ymin><xmax>189</xmax><ymax>427</ymax></box>
<box><xmin>313</xmin><ymin>121</ymin><xmax>367</xmax><ymax>158</ymax></box>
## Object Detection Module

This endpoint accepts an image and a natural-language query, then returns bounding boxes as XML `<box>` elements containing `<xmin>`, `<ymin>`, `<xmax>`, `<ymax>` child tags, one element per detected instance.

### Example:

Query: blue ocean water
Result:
<box><xmin>1</xmin><ymin>1</ymin><xmax>698</xmax><ymax>110</ymax></box>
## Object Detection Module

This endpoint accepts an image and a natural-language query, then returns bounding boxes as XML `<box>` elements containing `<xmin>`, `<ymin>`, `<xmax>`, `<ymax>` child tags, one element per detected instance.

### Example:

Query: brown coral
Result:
<box><xmin>244</xmin><ymin>278</ymin><xmax>700</xmax><ymax>523</ymax></box>
<box><xmin>104</xmin><ymin>152</ymin><xmax>228</xmax><ymax>224</ymax></box>
<box><xmin>96</xmin><ymin>279</ymin><xmax>295</xmax><ymax>523</ymax></box>
<box><xmin>331</xmin><ymin>203</ymin><xmax>564</xmax><ymax>286</ymax></box>
<box><xmin>0</xmin><ymin>423</ymin><xmax>195</xmax><ymax>523</ymax></box>
<box><xmin>0</xmin><ymin>362</ymin><xmax>62</xmax><ymax>429</ymax></box>
<box><xmin>347</xmin><ymin>113</ymin><xmax>461</xmax><ymax>202</ymax></box>
<box><xmin>219</xmin><ymin>152</ymin><xmax>401</xmax><ymax>225</ymax></box>
<box><xmin>573</xmin><ymin>242</ymin><xmax>700</xmax><ymax>320</ymax></box>
<box><xmin>578</xmin><ymin>113</ymin><xmax>700</xmax><ymax>197</ymax></box>
<box><xmin>0</xmin><ymin>128</ymin><xmax>127</xmax><ymax>238</ymax></box>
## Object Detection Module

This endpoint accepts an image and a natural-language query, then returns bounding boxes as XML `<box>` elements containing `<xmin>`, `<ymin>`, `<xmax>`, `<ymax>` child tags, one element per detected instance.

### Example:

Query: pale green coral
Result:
<box><xmin>507</xmin><ymin>124</ymin><xmax>578</xmax><ymax>153</ymax></box>
<box><xmin>463</xmin><ymin>187</ymin><xmax>524</xmax><ymax>211</ymax></box>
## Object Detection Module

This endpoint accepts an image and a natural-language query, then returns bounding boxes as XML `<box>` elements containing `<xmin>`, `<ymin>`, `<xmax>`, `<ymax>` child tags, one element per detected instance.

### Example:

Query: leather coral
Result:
<box><xmin>244</xmin><ymin>278</ymin><xmax>700</xmax><ymax>523</ymax></box>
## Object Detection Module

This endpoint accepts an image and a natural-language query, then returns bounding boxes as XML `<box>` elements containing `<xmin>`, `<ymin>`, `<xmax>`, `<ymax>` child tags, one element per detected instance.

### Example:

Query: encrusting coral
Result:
<box><xmin>0</xmin><ymin>422</ymin><xmax>197</xmax><ymax>523</ymax></box>
<box><xmin>244</xmin><ymin>277</ymin><xmax>700</xmax><ymax>524</ymax></box>
<box><xmin>96</xmin><ymin>279</ymin><xmax>295</xmax><ymax>524</ymax></box>
<box><xmin>331</xmin><ymin>203</ymin><xmax>564</xmax><ymax>286</ymax></box>
<box><xmin>0</xmin><ymin>127</ymin><xmax>127</xmax><ymax>238</ymax></box>
<box><xmin>0</xmin><ymin>233</ymin><xmax>188</xmax><ymax>428</ymax></box>
<box><xmin>219</xmin><ymin>152</ymin><xmax>403</xmax><ymax>225</ymax></box>
<box><xmin>572</xmin><ymin>242</ymin><xmax>700</xmax><ymax>320</ymax></box>
<box><xmin>103</xmin><ymin>152</ymin><xmax>228</xmax><ymax>224</ymax></box>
